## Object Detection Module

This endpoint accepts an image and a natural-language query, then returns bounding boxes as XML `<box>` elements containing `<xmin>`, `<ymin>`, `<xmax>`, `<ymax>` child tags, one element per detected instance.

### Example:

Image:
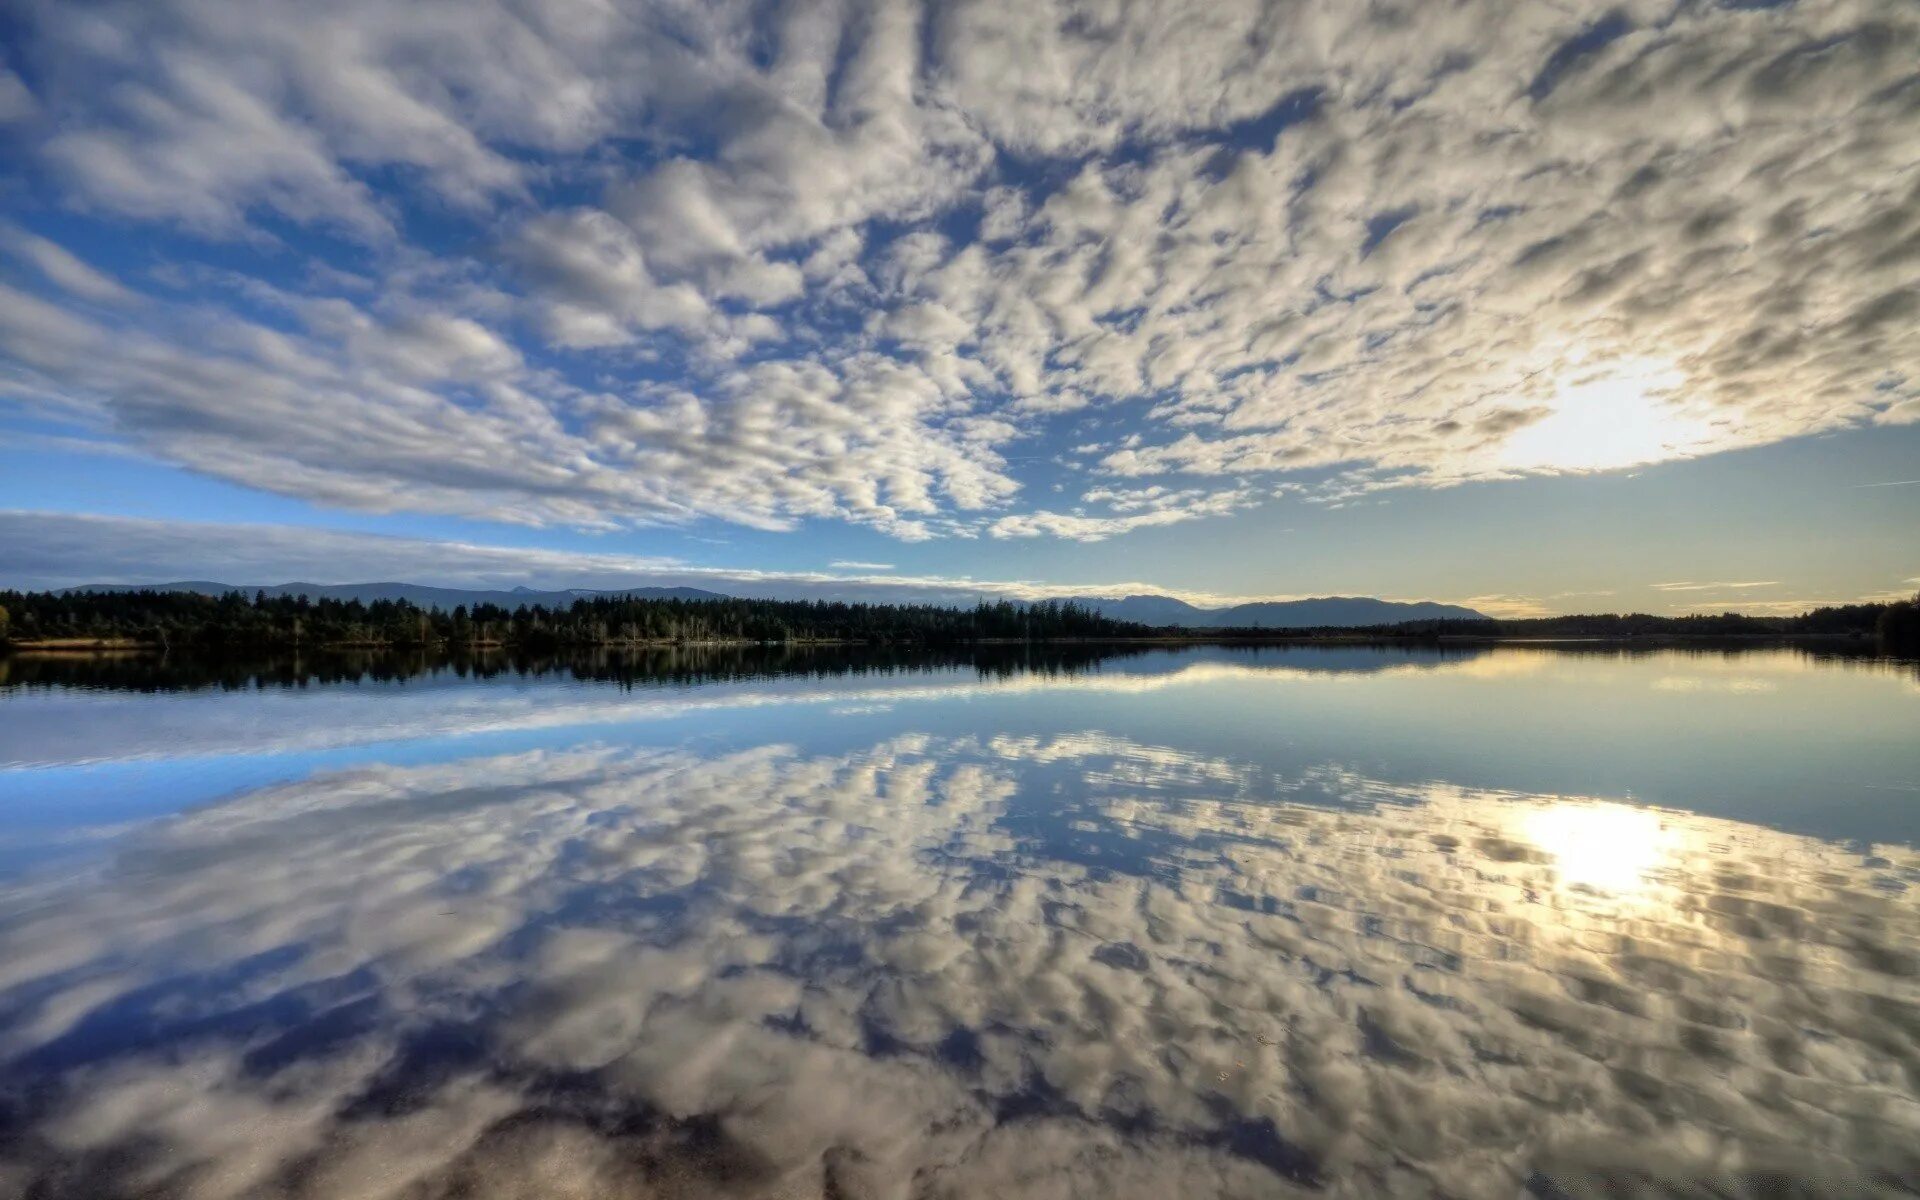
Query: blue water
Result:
<box><xmin>0</xmin><ymin>644</ymin><xmax>1915</xmax><ymax>1196</ymax></box>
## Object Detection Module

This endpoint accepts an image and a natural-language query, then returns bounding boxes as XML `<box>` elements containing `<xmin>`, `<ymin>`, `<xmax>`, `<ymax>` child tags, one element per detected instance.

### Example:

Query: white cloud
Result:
<box><xmin>0</xmin><ymin>0</ymin><xmax>1913</xmax><ymax>542</ymax></box>
<box><xmin>0</xmin><ymin>226</ymin><xmax>137</xmax><ymax>305</ymax></box>
<box><xmin>0</xmin><ymin>271</ymin><xmax>1019</xmax><ymax>536</ymax></box>
<box><xmin>1452</xmin><ymin>593</ymin><xmax>1556</xmax><ymax>620</ymax></box>
<box><xmin>988</xmin><ymin>485</ymin><xmax>1261</xmax><ymax>542</ymax></box>
<box><xmin>0</xmin><ymin>509</ymin><xmax>1309</xmax><ymax>608</ymax></box>
<box><xmin>1668</xmin><ymin>594</ymin><xmax>1908</xmax><ymax>616</ymax></box>
<box><xmin>0</xmin><ymin>67</ymin><xmax>36</xmax><ymax>123</ymax></box>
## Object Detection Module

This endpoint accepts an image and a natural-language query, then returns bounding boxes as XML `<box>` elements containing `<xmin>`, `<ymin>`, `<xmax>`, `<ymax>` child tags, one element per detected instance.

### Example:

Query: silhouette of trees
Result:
<box><xmin>0</xmin><ymin>589</ymin><xmax>1150</xmax><ymax>650</ymax></box>
<box><xmin>4</xmin><ymin>588</ymin><xmax>1912</xmax><ymax>654</ymax></box>
<box><xmin>1214</xmin><ymin>604</ymin><xmax>1904</xmax><ymax>641</ymax></box>
<box><xmin>1879</xmin><ymin>593</ymin><xmax>1920</xmax><ymax>649</ymax></box>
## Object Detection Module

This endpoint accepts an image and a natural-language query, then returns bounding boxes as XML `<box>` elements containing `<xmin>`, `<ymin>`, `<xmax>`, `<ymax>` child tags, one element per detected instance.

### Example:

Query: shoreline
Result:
<box><xmin>2</xmin><ymin>631</ymin><xmax>1896</xmax><ymax>656</ymax></box>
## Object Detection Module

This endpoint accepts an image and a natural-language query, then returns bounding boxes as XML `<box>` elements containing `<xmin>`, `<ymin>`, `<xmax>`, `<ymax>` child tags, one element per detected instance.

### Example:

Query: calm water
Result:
<box><xmin>0</xmin><ymin>644</ymin><xmax>1916</xmax><ymax>1198</ymax></box>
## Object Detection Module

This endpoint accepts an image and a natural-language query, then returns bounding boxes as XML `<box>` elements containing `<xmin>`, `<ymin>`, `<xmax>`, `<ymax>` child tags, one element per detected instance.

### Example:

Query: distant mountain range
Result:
<box><xmin>1065</xmin><ymin>594</ymin><xmax>1487</xmax><ymax>627</ymax></box>
<box><xmin>58</xmin><ymin>580</ymin><xmax>1488</xmax><ymax>628</ymax></box>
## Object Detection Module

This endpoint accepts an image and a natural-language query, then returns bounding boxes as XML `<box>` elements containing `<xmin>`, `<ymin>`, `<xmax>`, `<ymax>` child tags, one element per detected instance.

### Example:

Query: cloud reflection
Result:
<box><xmin>0</xmin><ymin>731</ymin><xmax>1915</xmax><ymax>1198</ymax></box>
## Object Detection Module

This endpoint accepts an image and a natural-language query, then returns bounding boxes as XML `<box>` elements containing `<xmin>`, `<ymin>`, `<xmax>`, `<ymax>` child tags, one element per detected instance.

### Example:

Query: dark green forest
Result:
<box><xmin>0</xmin><ymin>589</ymin><xmax>1150</xmax><ymax>650</ymax></box>
<box><xmin>2</xmin><ymin>589</ymin><xmax>1916</xmax><ymax>653</ymax></box>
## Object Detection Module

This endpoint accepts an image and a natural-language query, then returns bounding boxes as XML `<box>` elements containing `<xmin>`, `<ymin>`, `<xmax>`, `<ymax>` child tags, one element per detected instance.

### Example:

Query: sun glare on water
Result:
<box><xmin>1498</xmin><ymin>356</ymin><xmax>1710</xmax><ymax>473</ymax></box>
<box><xmin>1521</xmin><ymin>801</ymin><xmax>1675</xmax><ymax>895</ymax></box>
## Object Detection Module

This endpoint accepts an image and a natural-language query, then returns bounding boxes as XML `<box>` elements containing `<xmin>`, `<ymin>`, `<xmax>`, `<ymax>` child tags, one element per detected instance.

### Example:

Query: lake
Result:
<box><xmin>0</xmin><ymin>643</ymin><xmax>1916</xmax><ymax>1197</ymax></box>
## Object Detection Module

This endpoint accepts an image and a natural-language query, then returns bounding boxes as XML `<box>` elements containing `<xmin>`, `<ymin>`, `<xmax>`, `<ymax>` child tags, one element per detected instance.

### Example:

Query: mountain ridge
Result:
<box><xmin>1063</xmin><ymin>594</ymin><xmax>1488</xmax><ymax>627</ymax></box>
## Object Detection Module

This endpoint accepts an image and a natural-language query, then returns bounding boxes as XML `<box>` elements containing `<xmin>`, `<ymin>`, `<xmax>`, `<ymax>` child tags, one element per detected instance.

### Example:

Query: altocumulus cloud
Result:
<box><xmin>0</xmin><ymin>0</ymin><xmax>1914</xmax><ymax>540</ymax></box>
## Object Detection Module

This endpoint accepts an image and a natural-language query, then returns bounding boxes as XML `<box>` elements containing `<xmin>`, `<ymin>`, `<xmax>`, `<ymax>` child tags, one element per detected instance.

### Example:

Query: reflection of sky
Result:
<box><xmin>4</xmin><ymin>646</ymin><xmax>1918</xmax><ymax>859</ymax></box>
<box><xmin>0</xmin><ymin>705</ymin><xmax>1915</xmax><ymax>1198</ymax></box>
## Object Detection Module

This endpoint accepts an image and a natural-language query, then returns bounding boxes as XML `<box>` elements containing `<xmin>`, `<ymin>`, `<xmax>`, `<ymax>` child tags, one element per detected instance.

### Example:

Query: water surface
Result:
<box><xmin>1</xmin><ymin>644</ymin><xmax>1916</xmax><ymax>1197</ymax></box>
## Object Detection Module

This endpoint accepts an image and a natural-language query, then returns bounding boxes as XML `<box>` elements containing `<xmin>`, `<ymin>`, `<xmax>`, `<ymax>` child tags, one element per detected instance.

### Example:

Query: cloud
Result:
<box><xmin>988</xmin><ymin>486</ymin><xmax>1261</xmax><ymax>542</ymax></box>
<box><xmin>1451</xmin><ymin>593</ymin><xmax>1556</xmax><ymax>620</ymax></box>
<box><xmin>829</xmin><ymin>560</ymin><xmax>895</xmax><ymax>571</ymax></box>
<box><xmin>1651</xmin><ymin>675</ymin><xmax>1777</xmax><ymax>695</ymax></box>
<box><xmin>0</xmin><ymin>68</ymin><xmax>36</xmax><ymax>124</ymax></box>
<box><xmin>0</xmin><ymin>270</ymin><xmax>1030</xmax><ymax>536</ymax></box>
<box><xmin>0</xmin><ymin>509</ymin><xmax>1322</xmax><ymax>609</ymax></box>
<box><xmin>1667</xmin><ymin>594</ymin><xmax>1906</xmax><ymax>616</ymax></box>
<box><xmin>0</xmin><ymin>0</ymin><xmax>1914</xmax><ymax>543</ymax></box>
<box><xmin>1649</xmin><ymin>581</ymin><xmax>1780</xmax><ymax>593</ymax></box>
<box><xmin>0</xmin><ymin>227</ymin><xmax>137</xmax><ymax>305</ymax></box>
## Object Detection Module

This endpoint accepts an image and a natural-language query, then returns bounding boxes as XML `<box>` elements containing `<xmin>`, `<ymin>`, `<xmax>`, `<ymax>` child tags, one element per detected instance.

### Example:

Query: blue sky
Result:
<box><xmin>0</xmin><ymin>0</ymin><xmax>1915</xmax><ymax>615</ymax></box>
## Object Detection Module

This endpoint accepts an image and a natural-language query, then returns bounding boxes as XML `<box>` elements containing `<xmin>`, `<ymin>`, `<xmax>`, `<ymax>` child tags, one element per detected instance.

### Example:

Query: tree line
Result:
<box><xmin>1230</xmin><ymin>597</ymin><xmax>1920</xmax><ymax>646</ymax></box>
<box><xmin>3</xmin><ymin>588</ymin><xmax>1915</xmax><ymax>654</ymax></box>
<box><xmin>0</xmin><ymin>589</ymin><xmax>1152</xmax><ymax>650</ymax></box>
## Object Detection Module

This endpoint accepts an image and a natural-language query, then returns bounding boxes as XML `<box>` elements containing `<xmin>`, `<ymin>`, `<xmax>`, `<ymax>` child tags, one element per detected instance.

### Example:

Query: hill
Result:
<box><xmin>1072</xmin><ymin>594</ymin><xmax>1488</xmax><ymax>627</ymax></box>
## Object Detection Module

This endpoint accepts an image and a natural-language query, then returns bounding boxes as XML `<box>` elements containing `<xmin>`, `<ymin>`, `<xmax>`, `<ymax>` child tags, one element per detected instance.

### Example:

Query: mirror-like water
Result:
<box><xmin>1</xmin><ymin>645</ymin><xmax>1916</xmax><ymax>1197</ymax></box>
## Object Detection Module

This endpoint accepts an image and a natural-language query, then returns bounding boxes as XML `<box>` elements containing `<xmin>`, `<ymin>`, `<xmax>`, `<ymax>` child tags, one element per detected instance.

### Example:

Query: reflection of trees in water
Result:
<box><xmin>7</xmin><ymin>639</ymin><xmax>1913</xmax><ymax>694</ymax></box>
<box><xmin>1539</xmin><ymin>638</ymin><xmax>1920</xmax><ymax>677</ymax></box>
<box><xmin>0</xmin><ymin>643</ymin><xmax>1170</xmax><ymax>694</ymax></box>
<box><xmin>0</xmin><ymin>732</ymin><xmax>1914</xmax><ymax>1198</ymax></box>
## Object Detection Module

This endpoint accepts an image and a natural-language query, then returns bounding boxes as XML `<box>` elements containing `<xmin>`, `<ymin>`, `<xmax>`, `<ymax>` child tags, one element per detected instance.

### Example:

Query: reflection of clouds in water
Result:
<box><xmin>6</xmin><ymin>647</ymin><xmax>1912</xmax><ymax>774</ymax></box>
<box><xmin>2</xmin><ymin>656</ymin><xmax>1403</xmax><ymax>769</ymax></box>
<box><xmin>0</xmin><ymin>733</ymin><xmax>1916</xmax><ymax>1198</ymax></box>
<box><xmin>1651</xmin><ymin>676</ymin><xmax>1778</xmax><ymax>694</ymax></box>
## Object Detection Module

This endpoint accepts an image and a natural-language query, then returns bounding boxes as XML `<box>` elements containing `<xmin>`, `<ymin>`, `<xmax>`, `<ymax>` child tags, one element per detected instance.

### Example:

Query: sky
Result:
<box><xmin>0</xmin><ymin>0</ymin><xmax>1915</xmax><ymax>617</ymax></box>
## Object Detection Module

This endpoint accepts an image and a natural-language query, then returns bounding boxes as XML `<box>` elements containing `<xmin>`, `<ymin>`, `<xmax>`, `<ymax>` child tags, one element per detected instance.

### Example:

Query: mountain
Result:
<box><xmin>1070</xmin><ymin>594</ymin><xmax>1487</xmax><ymax>628</ymax></box>
<box><xmin>60</xmin><ymin>581</ymin><xmax>729</xmax><ymax>610</ymax></box>
<box><xmin>1068</xmin><ymin>594</ymin><xmax>1214</xmax><ymax>625</ymax></box>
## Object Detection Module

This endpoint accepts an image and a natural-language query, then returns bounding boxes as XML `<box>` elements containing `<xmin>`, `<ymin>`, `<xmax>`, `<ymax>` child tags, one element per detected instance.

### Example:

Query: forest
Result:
<box><xmin>1230</xmin><ymin>597</ymin><xmax>1920</xmax><ymax>646</ymax></box>
<box><xmin>0</xmin><ymin>589</ymin><xmax>1151</xmax><ymax>650</ymax></box>
<box><xmin>2</xmin><ymin>589</ymin><xmax>1916</xmax><ymax>654</ymax></box>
